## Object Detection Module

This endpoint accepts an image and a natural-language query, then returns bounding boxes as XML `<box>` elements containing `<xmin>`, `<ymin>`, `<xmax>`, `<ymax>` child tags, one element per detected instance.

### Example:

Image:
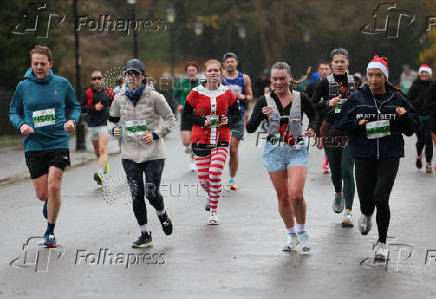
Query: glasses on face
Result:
<box><xmin>92</xmin><ymin>77</ymin><xmax>102</xmax><ymax>81</ymax></box>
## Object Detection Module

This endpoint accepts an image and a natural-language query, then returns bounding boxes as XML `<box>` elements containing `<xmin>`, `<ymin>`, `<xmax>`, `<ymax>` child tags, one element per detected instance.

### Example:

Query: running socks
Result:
<box><xmin>157</xmin><ymin>209</ymin><xmax>166</xmax><ymax>216</ymax></box>
<box><xmin>287</xmin><ymin>226</ymin><xmax>297</xmax><ymax>235</ymax></box>
<box><xmin>140</xmin><ymin>223</ymin><xmax>151</xmax><ymax>233</ymax></box>
<box><xmin>296</xmin><ymin>224</ymin><xmax>305</xmax><ymax>233</ymax></box>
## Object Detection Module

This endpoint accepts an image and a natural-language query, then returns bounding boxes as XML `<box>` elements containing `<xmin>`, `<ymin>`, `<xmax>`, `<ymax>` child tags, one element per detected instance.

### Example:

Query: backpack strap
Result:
<box><xmin>290</xmin><ymin>90</ymin><xmax>301</xmax><ymax>117</ymax></box>
<box><xmin>264</xmin><ymin>93</ymin><xmax>278</xmax><ymax>113</ymax></box>
<box><xmin>86</xmin><ymin>88</ymin><xmax>93</xmax><ymax>107</ymax></box>
<box><xmin>347</xmin><ymin>74</ymin><xmax>356</xmax><ymax>94</ymax></box>
<box><xmin>327</xmin><ymin>73</ymin><xmax>338</xmax><ymax>99</ymax></box>
<box><xmin>105</xmin><ymin>86</ymin><xmax>115</xmax><ymax>104</ymax></box>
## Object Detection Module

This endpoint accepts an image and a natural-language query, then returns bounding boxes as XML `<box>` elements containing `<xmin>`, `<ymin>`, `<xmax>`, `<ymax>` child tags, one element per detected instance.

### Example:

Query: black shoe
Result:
<box><xmin>158</xmin><ymin>211</ymin><xmax>173</xmax><ymax>235</ymax></box>
<box><xmin>416</xmin><ymin>157</ymin><xmax>422</xmax><ymax>169</ymax></box>
<box><xmin>132</xmin><ymin>231</ymin><xmax>153</xmax><ymax>248</ymax></box>
<box><xmin>94</xmin><ymin>172</ymin><xmax>103</xmax><ymax>185</ymax></box>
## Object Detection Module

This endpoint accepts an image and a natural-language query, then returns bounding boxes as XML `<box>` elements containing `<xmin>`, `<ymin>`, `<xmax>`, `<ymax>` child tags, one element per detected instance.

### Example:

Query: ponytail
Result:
<box><xmin>290</xmin><ymin>66</ymin><xmax>312</xmax><ymax>85</ymax></box>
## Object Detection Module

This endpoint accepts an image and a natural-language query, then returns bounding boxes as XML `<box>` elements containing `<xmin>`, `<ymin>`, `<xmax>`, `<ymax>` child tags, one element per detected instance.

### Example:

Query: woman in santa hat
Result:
<box><xmin>335</xmin><ymin>55</ymin><xmax>420</xmax><ymax>262</ymax></box>
<box><xmin>408</xmin><ymin>64</ymin><xmax>433</xmax><ymax>173</ymax></box>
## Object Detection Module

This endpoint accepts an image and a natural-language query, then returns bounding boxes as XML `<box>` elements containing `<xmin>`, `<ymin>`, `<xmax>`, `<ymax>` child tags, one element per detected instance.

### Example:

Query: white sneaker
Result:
<box><xmin>358</xmin><ymin>213</ymin><xmax>373</xmax><ymax>235</ymax></box>
<box><xmin>297</xmin><ymin>231</ymin><xmax>312</xmax><ymax>252</ymax></box>
<box><xmin>190</xmin><ymin>163</ymin><xmax>197</xmax><ymax>172</ymax></box>
<box><xmin>208</xmin><ymin>212</ymin><xmax>219</xmax><ymax>225</ymax></box>
<box><xmin>283</xmin><ymin>234</ymin><xmax>298</xmax><ymax>252</ymax></box>
<box><xmin>374</xmin><ymin>242</ymin><xmax>389</xmax><ymax>262</ymax></box>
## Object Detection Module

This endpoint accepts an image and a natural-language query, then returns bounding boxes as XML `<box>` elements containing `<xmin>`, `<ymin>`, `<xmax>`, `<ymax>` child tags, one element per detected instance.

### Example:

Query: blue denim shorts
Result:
<box><xmin>262</xmin><ymin>140</ymin><xmax>308</xmax><ymax>172</ymax></box>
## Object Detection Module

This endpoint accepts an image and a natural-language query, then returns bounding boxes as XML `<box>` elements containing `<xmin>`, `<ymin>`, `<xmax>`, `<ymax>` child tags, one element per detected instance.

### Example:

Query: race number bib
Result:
<box><xmin>366</xmin><ymin>120</ymin><xmax>390</xmax><ymax>139</ymax></box>
<box><xmin>32</xmin><ymin>108</ymin><xmax>55</xmax><ymax>127</ymax></box>
<box><xmin>334</xmin><ymin>99</ymin><xmax>346</xmax><ymax>114</ymax></box>
<box><xmin>206</xmin><ymin>115</ymin><xmax>220</xmax><ymax>127</ymax></box>
<box><xmin>125</xmin><ymin>120</ymin><xmax>147</xmax><ymax>136</ymax></box>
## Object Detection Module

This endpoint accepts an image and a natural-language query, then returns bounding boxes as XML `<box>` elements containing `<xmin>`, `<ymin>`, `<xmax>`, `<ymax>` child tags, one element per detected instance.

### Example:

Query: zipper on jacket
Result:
<box><xmin>369</xmin><ymin>88</ymin><xmax>395</xmax><ymax>160</ymax></box>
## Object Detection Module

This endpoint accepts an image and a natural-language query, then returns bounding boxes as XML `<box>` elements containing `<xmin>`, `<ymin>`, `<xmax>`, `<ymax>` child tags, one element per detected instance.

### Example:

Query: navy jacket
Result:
<box><xmin>335</xmin><ymin>84</ymin><xmax>420</xmax><ymax>159</ymax></box>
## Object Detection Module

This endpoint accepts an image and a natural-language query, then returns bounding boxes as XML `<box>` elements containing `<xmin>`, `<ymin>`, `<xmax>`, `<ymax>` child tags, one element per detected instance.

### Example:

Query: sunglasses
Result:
<box><xmin>92</xmin><ymin>77</ymin><xmax>102</xmax><ymax>81</ymax></box>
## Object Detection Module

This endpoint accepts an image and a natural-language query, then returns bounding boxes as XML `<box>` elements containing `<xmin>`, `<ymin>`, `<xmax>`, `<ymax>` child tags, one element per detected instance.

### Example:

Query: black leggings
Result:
<box><xmin>355</xmin><ymin>158</ymin><xmax>400</xmax><ymax>244</ymax></box>
<box><xmin>122</xmin><ymin>159</ymin><xmax>165</xmax><ymax>226</ymax></box>
<box><xmin>416</xmin><ymin>119</ymin><xmax>433</xmax><ymax>163</ymax></box>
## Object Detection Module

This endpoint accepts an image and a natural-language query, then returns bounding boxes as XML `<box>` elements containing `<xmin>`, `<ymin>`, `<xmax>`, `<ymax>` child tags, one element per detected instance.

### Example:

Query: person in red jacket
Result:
<box><xmin>183</xmin><ymin>59</ymin><xmax>240</xmax><ymax>225</ymax></box>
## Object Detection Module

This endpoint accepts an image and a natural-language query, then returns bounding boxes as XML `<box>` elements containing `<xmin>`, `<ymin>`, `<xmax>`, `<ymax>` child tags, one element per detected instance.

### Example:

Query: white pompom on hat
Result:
<box><xmin>367</xmin><ymin>55</ymin><xmax>389</xmax><ymax>80</ymax></box>
<box><xmin>419</xmin><ymin>64</ymin><xmax>432</xmax><ymax>76</ymax></box>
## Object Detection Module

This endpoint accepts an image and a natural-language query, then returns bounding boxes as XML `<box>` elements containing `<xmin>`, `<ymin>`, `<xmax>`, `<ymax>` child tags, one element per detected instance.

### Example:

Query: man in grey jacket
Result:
<box><xmin>107</xmin><ymin>59</ymin><xmax>176</xmax><ymax>248</ymax></box>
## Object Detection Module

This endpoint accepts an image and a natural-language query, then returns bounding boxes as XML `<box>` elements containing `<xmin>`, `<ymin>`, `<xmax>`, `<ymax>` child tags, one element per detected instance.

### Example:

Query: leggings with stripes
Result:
<box><xmin>193</xmin><ymin>144</ymin><xmax>229</xmax><ymax>213</ymax></box>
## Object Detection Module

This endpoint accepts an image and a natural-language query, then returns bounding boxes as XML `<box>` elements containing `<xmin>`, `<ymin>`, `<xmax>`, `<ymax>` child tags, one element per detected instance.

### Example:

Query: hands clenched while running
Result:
<box><xmin>262</xmin><ymin>106</ymin><xmax>273</xmax><ymax>116</ymax></box>
<box><xmin>141</xmin><ymin>132</ymin><xmax>154</xmax><ymax>144</ymax></box>
<box><xmin>20</xmin><ymin>124</ymin><xmax>34</xmax><ymax>135</ymax></box>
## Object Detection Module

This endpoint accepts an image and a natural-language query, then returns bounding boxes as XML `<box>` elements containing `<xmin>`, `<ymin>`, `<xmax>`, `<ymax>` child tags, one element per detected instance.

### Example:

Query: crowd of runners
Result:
<box><xmin>9</xmin><ymin>45</ymin><xmax>436</xmax><ymax>262</ymax></box>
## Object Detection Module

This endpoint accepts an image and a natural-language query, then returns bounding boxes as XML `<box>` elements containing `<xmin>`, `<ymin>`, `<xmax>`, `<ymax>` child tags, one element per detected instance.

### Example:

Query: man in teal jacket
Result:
<box><xmin>9</xmin><ymin>45</ymin><xmax>81</xmax><ymax>247</ymax></box>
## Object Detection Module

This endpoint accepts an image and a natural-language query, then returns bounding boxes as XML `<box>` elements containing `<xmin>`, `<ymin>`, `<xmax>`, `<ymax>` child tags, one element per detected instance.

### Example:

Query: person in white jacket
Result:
<box><xmin>107</xmin><ymin>59</ymin><xmax>176</xmax><ymax>248</ymax></box>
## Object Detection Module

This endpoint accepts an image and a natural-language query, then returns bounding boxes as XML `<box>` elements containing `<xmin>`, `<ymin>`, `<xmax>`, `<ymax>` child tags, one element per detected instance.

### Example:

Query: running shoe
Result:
<box><xmin>132</xmin><ymin>231</ymin><xmax>153</xmax><ymax>248</ymax></box>
<box><xmin>322</xmin><ymin>164</ymin><xmax>330</xmax><ymax>174</ymax></box>
<box><xmin>416</xmin><ymin>157</ymin><xmax>423</xmax><ymax>169</ymax></box>
<box><xmin>41</xmin><ymin>232</ymin><xmax>56</xmax><ymax>248</ymax></box>
<box><xmin>158</xmin><ymin>211</ymin><xmax>173</xmax><ymax>235</ymax></box>
<box><xmin>226</xmin><ymin>179</ymin><xmax>239</xmax><ymax>191</ymax></box>
<box><xmin>104</xmin><ymin>164</ymin><xmax>109</xmax><ymax>174</ymax></box>
<box><xmin>283</xmin><ymin>233</ymin><xmax>298</xmax><ymax>252</ymax></box>
<box><xmin>341</xmin><ymin>210</ymin><xmax>354</xmax><ymax>227</ymax></box>
<box><xmin>374</xmin><ymin>242</ymin><xmax>389</xmax><ymax>262</ymax></box>
<box><xmin>426</xmin><ymin>163</ymin><xmax>433</xmax><ymax>174</ymax></box>
<box><xmin>208</xmin><ymin>212</ymin><xmax>219</xmax><ymax>225</ymax></box>
<box><xmin>93</xmin><ymin>172</ymin><xmax>103</xmax><ymax>185</ymax></box>
<box><xmin>358</xmin><ymin>213</ymin><xmax>372</xmax><ymax>235</ymax></box>
<box><xmin>332</xmin><ymin>193</ymin><xmax>345</xmax><ymax>214</ymax></box>
<box><xmin>205</xmin><ymin>197</ymin><xmax>210</xmax><ymax>211</ymax></box>
<box><xmin>297</xmin><ymin>231</ymin><xmax>312</xmax><ymax>252</ymax></box>
<box><xmin>42</xmin><ymin>201</ymin><xmax>47</xmax><ymax>219</ymax></box>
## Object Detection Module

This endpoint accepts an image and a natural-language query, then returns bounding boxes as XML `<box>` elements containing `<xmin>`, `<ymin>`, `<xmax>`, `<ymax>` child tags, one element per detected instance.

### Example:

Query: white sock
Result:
<box><xmin>296</xmin><ymin>224</ymin><xmax>305</xmax><ymax>233</ymax></box>
<box><xmin>157</xmin><ymin>209</ymin><xmax>166</xmax><ymax>216</ymax></box>
<box><xmin>287</xmin><ymin>226</ymin><xmax>296</xmax><ymax>235</ymax></box>
<box><xmin>140</xmin><ymin>224</ymin><xmax>150</xmax><ymax>233</ymax></box>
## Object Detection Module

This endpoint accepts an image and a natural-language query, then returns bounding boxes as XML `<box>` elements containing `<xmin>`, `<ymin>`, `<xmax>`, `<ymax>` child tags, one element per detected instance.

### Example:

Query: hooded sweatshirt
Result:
<box><xmin>9</xmin><ymin>68</ymin><xmax>81</xmax><ymax>152</ymax></box>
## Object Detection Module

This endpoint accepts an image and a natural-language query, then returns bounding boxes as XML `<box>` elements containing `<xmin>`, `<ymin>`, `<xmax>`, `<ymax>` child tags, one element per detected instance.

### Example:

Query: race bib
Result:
<box><xmin>125</xmin><ymin>120</ymin><xmax>147</xmax><ymax>136</ymax></box>
<box><xmin>32</xmin><ymin>108</ymin><xmax>55</xmax><ymax>127</ymax></box>
<box><xmin>366</xmin><ymin>120</ymin><xmax>390</xmax><ymax>139</ymax></box>
<box><xmin>206</xmin><ymin>115</ymin><xmax>220</xmax><ymax>127</ymax></box>
<box><xmin>334</xmin><ymin>99</ymin><xmax>346</xmax><ymax>114</ymax></box>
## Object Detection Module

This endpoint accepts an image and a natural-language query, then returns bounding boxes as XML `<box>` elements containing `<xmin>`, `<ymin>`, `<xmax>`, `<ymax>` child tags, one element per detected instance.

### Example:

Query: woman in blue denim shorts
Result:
<box><xmin>246</xmin><ymin>62</ymin><xmax>318</xmax><ymax>252</ymax></box>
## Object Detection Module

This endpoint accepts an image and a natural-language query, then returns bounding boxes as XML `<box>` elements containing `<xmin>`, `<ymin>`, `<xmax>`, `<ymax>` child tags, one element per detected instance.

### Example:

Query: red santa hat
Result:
<box><xmin>419</xmin><ymin>64</ymin><xmax>432</xmax><ymax>76</ymax></box>
<box><xmin>367</xmin><ymin>55</ymin><xmax>389</xmax><ymax>80</ymax></box>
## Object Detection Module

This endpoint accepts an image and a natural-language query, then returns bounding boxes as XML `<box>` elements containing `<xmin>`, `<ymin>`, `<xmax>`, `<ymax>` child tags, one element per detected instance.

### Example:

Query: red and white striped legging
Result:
<box><xmin>194</xmin><ymin>147</ymin><xmax>229</xmax><ymax>213</ymax></box>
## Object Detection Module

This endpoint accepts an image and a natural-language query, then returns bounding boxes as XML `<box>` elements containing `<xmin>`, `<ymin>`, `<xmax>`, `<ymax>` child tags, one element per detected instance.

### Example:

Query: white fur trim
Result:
<box><xmin>419</xmin><ymin>66</ymin><xmax>432</xmax><ymax>76</ymax></box>
<box><xmin>367</xmin><ymin>61</ymin><xmax>389</xmax><ymax>80</ymax></box>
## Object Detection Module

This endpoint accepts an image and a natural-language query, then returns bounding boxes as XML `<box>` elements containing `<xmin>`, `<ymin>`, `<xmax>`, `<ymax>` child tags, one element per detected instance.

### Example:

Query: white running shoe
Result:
<box><xmin>208</xmin><ymin>212</ymin><xmax>219</xmax><ymax>225</ymax></box>
<box><xmin>358</xmin><ymin>213</ymin><xmax>373</xmax><ymax>235</ymax></box>
<box><xmin>374</xmin><ymin>242</ymin><xmax>389</xmax><ymax>262</ymax></box>
<box><xmin>283</xmin><ymin>234</ymin><xmax>298</xmax><ymax>252</ymax></box>
<box><xmin>297</xmin><ymin>231</ymin><xmax>312</xmax><ymax>252</ymax></box>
